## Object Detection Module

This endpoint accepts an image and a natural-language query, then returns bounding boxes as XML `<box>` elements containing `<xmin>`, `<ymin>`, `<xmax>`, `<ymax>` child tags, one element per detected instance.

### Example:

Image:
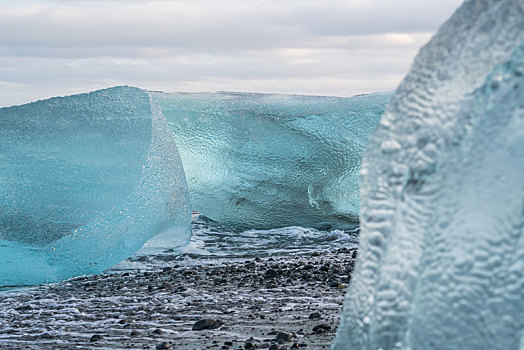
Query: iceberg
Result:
<box><xmin>0</xmin><ymin>86</ymin><xmax>191</xmax><ymax>287</ymax></box>
<box><xmin>334</xmin><ymin>0</ymin><xmax>524</xmax><ymax>349</ymax></box>
<box><xmin>152</xmin><ymin>91</ymin><xmax>390</xmax><ymax>230</ymax></box>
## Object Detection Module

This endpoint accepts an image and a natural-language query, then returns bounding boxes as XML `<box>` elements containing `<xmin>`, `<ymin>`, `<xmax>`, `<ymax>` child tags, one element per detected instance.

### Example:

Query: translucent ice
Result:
<box><xmin>0</xmin><ymin>86</ymin><xmax>191</xmax><ymax>287</ymax></box>
<box><xmin>152</xmin><ymin>92</ymin><xmax>390</xmax><ymax>230</ymax></box>
<box><xmin>334</xmin><ymin>0</ymin><xmax>524</xmax><ymax>349</ymax></box>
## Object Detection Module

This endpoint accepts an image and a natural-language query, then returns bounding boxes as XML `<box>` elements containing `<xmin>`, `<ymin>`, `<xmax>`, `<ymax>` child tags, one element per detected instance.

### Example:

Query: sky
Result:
<box><xmin>0</xmin><ymin>0</ymin><xmax>463</xmax><ymax>107</ymax></box>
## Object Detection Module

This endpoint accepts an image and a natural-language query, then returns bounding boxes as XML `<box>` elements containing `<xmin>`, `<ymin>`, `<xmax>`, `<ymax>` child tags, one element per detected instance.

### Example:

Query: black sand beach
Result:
<box><xmin>0</xmin><ymin>246</ymin><xmax>356</xmax><ymax>349</ymax></box>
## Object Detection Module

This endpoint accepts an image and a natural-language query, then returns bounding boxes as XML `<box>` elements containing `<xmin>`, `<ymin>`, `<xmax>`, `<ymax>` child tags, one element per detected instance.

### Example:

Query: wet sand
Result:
<box><xmin>0</xmin><ymin>247</ymin><xmax>356</xmax><ymax>349</ymax></box>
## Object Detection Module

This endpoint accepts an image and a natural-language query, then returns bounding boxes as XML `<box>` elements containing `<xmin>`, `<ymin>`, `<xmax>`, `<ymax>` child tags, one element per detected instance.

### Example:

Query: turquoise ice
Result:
<box><xmin>0</xmin><ymin>86</ymin><xmax>191</xmax><ymax>287</ymax></box>
<box><xmin>0</xmin><ymin>86</ymin><xmax>387</xmax><ymax>287</ymax></box>
<box><xmin>334</xmin><ymin>0</ymin><xmax>524</xmax><ymax>349</ymax></box>
<box><xmin>153</xmin><ymin>91</ymin><xmax>390</xmax><ymax>230</ymax></box>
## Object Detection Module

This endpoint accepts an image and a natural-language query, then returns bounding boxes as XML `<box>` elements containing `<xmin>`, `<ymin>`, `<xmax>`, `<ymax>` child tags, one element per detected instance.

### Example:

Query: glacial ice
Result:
<box><xmin>334</xmin><ymin>0</ymin><xmax>524</xmax><ymax>349</ymax></box>
<box><xmin>0</xmin><ymin>86</ymin><xmax>191</xmax><ymax>287</ymax></box>
<box><xmin>152</xmin><ymin>91</ymin><xmax>390</xmax><ymax>230</ymax></box>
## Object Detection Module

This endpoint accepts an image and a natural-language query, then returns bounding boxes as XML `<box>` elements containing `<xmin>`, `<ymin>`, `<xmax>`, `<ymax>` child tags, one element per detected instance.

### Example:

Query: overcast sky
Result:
<box><xmin>0</xmin><ymin>0</ymin><xmax>463</xmax><ymax>106</ymax></box>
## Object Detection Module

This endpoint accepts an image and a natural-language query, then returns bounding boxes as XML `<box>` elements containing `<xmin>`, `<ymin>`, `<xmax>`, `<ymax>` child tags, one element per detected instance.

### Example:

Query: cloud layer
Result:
<box><xmin>0</xmin><ymin>0</ymin><xmax>462</xmax><ymax>106</ymax></box>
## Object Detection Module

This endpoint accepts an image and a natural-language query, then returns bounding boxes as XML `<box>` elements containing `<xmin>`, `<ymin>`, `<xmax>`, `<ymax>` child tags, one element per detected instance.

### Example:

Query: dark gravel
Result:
<box><xmin>0</xmin><ymin>247</ymin><xmax>357</xmax><ymax>349</ymax></box>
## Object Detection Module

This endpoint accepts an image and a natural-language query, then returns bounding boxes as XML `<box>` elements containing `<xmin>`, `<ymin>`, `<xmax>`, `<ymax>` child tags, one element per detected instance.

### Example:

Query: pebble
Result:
<box><xmin>312</xmin><ymin>323</ymin><xmax>331</xmax><ymax>333</ymax></box>
<box><xmin>328</xmin><ymin>281</ymin><xmax>341</xmax><ymax>288</ymax></box>
<box><xmin>308</xmin><ymin>312</ymin><xmax>321</xmax><ymax>319</ymax></box>
<box><xmin>192</xmin><ymin>318</ymin><xmax>224</xmax><ymax>331</ymax></box>
<box><xmin>156</xmin><ymin>341</ymin><xmax>172</xmax><ymax>349</ymax></box>
<box><xmin>89</xmin><ymin>334</ymin><xmax>103</xmax><ymax>342</ymax></box>
<box><xmin>264</xmin><ymin>269</ymin><xmax>278</xmax><ymax>278</ymax></box>
<box><xmin>275</xmin><ymin>331</ymin><xmax>293</xmax><ymax>342</ymax></box>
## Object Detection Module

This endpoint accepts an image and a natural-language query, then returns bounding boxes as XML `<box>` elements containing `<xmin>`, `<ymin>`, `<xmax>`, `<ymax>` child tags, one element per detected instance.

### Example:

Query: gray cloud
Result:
<box><xmin>0</xmin><ymin>0</ymin><xmax>462</xmax><ymax>106</ymax></box>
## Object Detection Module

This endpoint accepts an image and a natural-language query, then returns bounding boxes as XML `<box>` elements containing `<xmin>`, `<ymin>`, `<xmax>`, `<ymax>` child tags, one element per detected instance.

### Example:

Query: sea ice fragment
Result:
<box><xmin>152</xmin><ymin>91</ymin><xmax>390</xmax><ymax>230</ymax></box>
<box><xmin>333</xmin><ymin>1</ymin><xmax>524</xmax><ymax>349</ymax></box>
<box><xmin>0</xmin><ymin>86</ymin><xmax>191</xmax><ymax>286</ymax></box>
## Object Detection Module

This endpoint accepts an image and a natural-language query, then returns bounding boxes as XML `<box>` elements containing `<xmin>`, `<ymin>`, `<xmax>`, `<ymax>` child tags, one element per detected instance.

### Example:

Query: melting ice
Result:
<box><xmin>334</xmin><ymin>0</ymin><xmax>524</xmax><ymax>348</ymax></box>
<box><xmin>153</xmin><ymin>91</ymin><xmax>390</xmax><ymax>231</ymax></box>
<box><xmin>0</xmin><ymin>87</ymin><xmax>191</xmax><ymax>286</ymax></box>
<box><xmin>0</xmin><ymin>87</ymin><xmax>386</xmax><ymax>286</ymax></box>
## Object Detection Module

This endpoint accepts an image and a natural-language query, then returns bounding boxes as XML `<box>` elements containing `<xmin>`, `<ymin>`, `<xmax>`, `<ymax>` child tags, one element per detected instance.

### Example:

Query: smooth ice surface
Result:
<box><xmin>0</xmin><ymin>86</ymin><xmax>191</xmax><ymax>287</ymax></box>
<box><xmin>334</xmin><ymin>0</ymin><xmax>524</xmax><ymax>349</ymax></box>
<box><xmin>152</xmin><ymin>92</ymin><xmax>390</xmax><ymax>230</ymax></box>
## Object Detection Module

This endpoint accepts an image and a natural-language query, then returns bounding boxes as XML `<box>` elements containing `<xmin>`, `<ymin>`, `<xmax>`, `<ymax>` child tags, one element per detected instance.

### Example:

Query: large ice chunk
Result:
<box><xmin>0</xmin><ymin>86</ymin><xmax>191</xmax><ymax>287</ymax></box>
<box><xmin>334</xmin><ymin>0</ymin><xmax>524</xmax><ymax>349</ymax></box>
<box><xmin>152</xmin><ymin>92</ymin><xmax>390</xmax><ymax>230</ymax></box>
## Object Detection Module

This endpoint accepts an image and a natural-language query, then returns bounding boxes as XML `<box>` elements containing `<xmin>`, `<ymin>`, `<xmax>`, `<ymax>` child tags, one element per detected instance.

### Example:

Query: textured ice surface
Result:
<box><xmin>0</xmin><ymin>86</ymin><xmax>191</xmax><ymax>287</ymax></box>
<box><xmin>334</xmin><ymin>0</ymin><xmax>524</xmax><ymax>349</ymax></box>
<box><xmin>152</xmin><ymin>92</ymin><xmax>390</xmax><ymax>230</ymax></box>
